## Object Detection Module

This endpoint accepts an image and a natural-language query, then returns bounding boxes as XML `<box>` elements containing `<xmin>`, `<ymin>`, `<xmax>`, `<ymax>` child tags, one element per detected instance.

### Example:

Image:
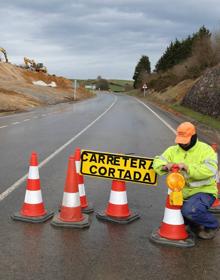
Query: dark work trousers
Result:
<box><xmin>181</xmin><ymin>193</ymin><xmax>219</xmax><ymax>229</ymax></box>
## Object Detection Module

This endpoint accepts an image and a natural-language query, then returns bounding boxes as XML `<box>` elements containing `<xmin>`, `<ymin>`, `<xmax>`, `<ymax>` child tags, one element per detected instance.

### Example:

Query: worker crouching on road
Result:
<box><xmin>153</xmin><ymin>122</ymin><xmax>219</xmax><ymax>239</ymax></box>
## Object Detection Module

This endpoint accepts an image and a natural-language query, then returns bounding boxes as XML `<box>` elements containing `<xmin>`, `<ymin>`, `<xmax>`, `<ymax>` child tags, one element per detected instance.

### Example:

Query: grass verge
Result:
<box><xmin>171</xmin><ymin>104</ymin><xmax>220</xmax><ymax>130</ymax></box>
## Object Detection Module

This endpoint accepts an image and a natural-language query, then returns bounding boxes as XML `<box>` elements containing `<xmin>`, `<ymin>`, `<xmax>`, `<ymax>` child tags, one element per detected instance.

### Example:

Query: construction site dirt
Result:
<box><xmin>0</xmin><ymin>62</ymin><xmax>94</xmax><ymax>114</ymax></box>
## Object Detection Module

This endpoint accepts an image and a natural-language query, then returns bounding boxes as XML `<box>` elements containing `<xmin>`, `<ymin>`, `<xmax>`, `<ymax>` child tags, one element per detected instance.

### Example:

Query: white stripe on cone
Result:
<box><xmin>62</xmin><ymin>192</ymin><xmax>80</xmax><ymax>208</ymax></box>
<box><xmin>78</xmin><ymin>184</ymin><xmax>86</xmax><ymax>196</ymax></box>
<box><xmin>24</xmin><ymin>190</ymin><xmax>43</xmax><ymax>204</ymax></box>
<box><xmin>163</xmin><ymin>208</ymin><xmax>184</xmax><ymax>225</ymax></box>
<box><xmin>28</xmin><ymin>166</ymin><xmax>39</xmax><ymax>180</ymax></box>
<box><xmin>109</xmin><ymin>191</ymin><xmax>128</xmax><ymax>205</ymax></box>
<box><xmin>75</xmin><ymin>161</ymin><xmax>81</xmax><ymax>174</ymax></box>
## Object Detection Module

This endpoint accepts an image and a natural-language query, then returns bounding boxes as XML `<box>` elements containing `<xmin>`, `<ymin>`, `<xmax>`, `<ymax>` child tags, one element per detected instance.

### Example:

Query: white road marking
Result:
<box><xmin>0</xmin><ymin>125</ymin><xmax>8</xmax><ymax>129</ymax></box>
<box><xmin>33</xmin><ymin>116</ymin><xmax>39</xmax><ymax>119</ymax></box>
<box><xmin>135</xmin><ymin>98</ymin><xmax>176</xmax><ymax>134</ymax></box>
<box><xmin>41</xmin><ymin>114</ymin><xmax>47</xmax><ymax>117</ymax></box>
<box><xmin>23</xmin><ymin>119</ymin><xmax>30</xmax><ymax>122</ymax></box>
<box><xmin>12</xmin><ymin>122</ymin><xmax>20</xmax><ymax>125</ymax></box>
<box><xmin>0</xmin><ymin>112</ymin><xmax>32</xmax><ymax>119</ymax></box>
<box><xmin>0</xmin><ymin>96</ymin><xmax>117</xmax><ymax>201</ymax></box>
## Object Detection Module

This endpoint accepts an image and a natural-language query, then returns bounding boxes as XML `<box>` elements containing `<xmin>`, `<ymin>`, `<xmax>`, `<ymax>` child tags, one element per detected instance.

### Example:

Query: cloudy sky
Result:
<box><xmin>1</xmin><ymin>0</ymin><xmax>220</xmax><ymax>79</ymax></box>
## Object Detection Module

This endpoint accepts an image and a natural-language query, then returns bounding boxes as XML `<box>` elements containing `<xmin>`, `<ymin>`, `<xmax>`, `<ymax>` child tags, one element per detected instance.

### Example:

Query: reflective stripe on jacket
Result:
<box><xmin>153</xmin><ymin>140</ymin><xmax>218</xmax><ymax>199</ymax></box>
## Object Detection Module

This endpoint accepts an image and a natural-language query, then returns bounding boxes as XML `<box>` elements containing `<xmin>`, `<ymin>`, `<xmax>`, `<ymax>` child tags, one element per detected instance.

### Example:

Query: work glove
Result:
<box><xmin>161</xmin><ymin>163</ymin><xmax>174</xmax><ymax>171</ymax></box>
<box><xmin>177</xmin><ymin>163</ymin><xmax>188</xmax><ymax>172</ymax></box>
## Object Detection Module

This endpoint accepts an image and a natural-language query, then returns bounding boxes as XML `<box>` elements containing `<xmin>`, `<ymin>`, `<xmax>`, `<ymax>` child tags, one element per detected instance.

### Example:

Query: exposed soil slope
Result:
<box><xmin>0</xmin><ymin>63</ymin><xmax>93</xmax><ymax>113</ymax></box>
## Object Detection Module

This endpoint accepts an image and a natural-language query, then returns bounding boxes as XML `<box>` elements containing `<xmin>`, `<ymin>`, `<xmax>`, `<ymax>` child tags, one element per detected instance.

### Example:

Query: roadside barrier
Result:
<box><xmin>75</xmin><ymin>148</ymin><xmax>94</xmax><ymax>213</ymax></box>
<box><xmin>51</xmin><ymin>155</ymin><xmax>90</xmax><ymax>228</ymax></box>
<box><xmin>150</xmin><ymin>193</ymin><xmax>195</xmax><ymax>248</ymax></box>
<box><xmin>11</xmin><ymin>152</ymin><xmax>54</xmax><ymax>223</ymax></box>
<box><xmin>209</xmin><ymin>143</ymin><xmax>220</xmax><ymax>214</ymax></box>
<box><xmin>96</xmin><ymin>180</ymin><xmax>140</xmax><ymax>224</ymax></box>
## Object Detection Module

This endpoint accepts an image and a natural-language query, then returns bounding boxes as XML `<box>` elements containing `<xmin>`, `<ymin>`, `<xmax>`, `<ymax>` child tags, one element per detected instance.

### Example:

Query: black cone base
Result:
<box><xmin>51</xmin><ymin>213</ymin><xmax>90</xmax><ymax>228</ymax></box>
<box><xmin>150</xmin><ymin>228</ymin><xmax>195</xmax><ymax>248</ymax></box>
<box><xmin>82</xmin><ymin>203</ymin><xmax>94</xmax><ymax>214</ymax></box>
<box><xmin>11</xmin><ymin>211</ymin><xmax>54</xmax><ymax>223</ymax></box>
<box><xmin>96</xmin><ymin>210</ymin><xmax>140</xmax><ymax>224</ymax></box>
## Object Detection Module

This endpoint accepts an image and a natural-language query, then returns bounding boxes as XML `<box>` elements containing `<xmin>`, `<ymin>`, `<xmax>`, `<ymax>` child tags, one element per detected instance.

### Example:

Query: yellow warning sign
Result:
<box><xmin>80</xmin><ymin>150</ymin><xmax>157</xmax><ymax>185</ymax></box>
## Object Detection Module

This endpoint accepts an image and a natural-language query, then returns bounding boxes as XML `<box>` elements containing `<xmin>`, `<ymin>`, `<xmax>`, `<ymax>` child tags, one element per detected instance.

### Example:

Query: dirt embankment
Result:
<box><xmin>132</xmin><ymin>78</ymin><xmax>220</xmax><ymax>145</ymax></box>
<box><xmin>0</xmin><ymin>63</ymin><xmax>94</xmax><ymax>113</ymax></box>
<box><xmin>136</xmin><ymin>79</ymin><xmax>196</xmax><ymax>115</ymax></box>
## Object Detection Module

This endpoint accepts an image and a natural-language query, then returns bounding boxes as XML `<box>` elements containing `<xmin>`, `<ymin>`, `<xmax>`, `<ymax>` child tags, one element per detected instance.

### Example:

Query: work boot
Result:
<box><xmin>197</xmin><ymin>227</ymin><xmax>219</xmax><ymax>240</ymax></box>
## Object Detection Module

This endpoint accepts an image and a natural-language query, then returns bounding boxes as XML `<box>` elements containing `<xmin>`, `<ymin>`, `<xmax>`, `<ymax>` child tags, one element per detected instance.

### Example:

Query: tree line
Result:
<box><xmin>133</xmin><ymin>26</ymin><xmax>215</xmax><ymax>89</ymax></box>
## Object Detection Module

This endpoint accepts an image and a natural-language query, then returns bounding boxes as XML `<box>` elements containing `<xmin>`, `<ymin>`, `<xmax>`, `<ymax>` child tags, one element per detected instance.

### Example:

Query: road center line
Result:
<box><xmin>23</xmin><ymin>119</ymin><xmax>30</xmax><ymax>122</ymax></box>
<box><xmin>135</xmin><ymin>98</ymin><xmax>176</xmax><ymax>134</ymax></box>
<box><xmin>12</xmin><ymin>122</ymin><xmax>20</xmax><ymax>125</ymax></box>
<box><xmin>0</xmin><ymin>95</ymin><xmax>117</xmax><ymax>202</ymax></box>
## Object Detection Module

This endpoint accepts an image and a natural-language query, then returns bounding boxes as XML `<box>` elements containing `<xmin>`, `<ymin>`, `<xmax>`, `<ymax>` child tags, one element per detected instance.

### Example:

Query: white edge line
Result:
<box><xmin>0</xmin><ymin>125</ymin><xmax>8</xmax><ymax>129</ymax></box>
<box><xmin>0</xmin><ymin>96</ymin><xmax>117</xmax><ymax>202</ymax></box>
<box><xmin>0</xmin><ymin>112</ymin><xmax>32</xmax><ymax>119</ymax></box>
<box><xmin>134</xmin><ymin>98</ymin><xmax>176</xmax><ymax>134</ymax></box>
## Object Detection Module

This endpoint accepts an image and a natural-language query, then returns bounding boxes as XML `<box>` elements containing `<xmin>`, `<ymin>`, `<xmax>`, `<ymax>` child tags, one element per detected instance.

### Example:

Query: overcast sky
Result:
<box><xmin>1</xmin><ymin>0</ymin><xmax>220</xmax><ymax>79</ymax></box>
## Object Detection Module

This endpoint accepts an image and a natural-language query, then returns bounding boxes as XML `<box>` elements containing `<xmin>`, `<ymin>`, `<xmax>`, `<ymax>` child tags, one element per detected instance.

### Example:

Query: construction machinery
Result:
<box><xmin>0</xmin><ymin>47</ymin><xmax>9</xmax><ymax>63</ymax></box>
<box><xmin>24</xmin><ymin>57</ymin><xmax>47</xmax><ymax>73</ymax></box>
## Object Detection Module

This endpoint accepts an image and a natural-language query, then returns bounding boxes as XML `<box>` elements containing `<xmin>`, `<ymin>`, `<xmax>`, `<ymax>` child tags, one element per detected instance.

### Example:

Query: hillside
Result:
<box><xmin>0</xmin><ymin>63</ymin><xmax>93</xmax><ymax>113</ymax></box>
<box><xmin>127</xmin><ymin>67</ymin><xmax>220</xmax><ymax>142</ymax></box>
<box><xmin>126</xmin><ymin>77</ymin><xmax>220</xmax><ymax>146</ymax></box>
<box><xmin>141</xmin><ymin>63</ymin><xmax>220</xmax><ymax>120</ymax></box>
<box><xmin>79</xmin><ymin>79</ymin><xmax>133</xmax><ymax>92</ymax></box>
<box><xmin>182</xmin><ymin>63</ymin><xmax>220</xmax><ymax>117</ymax></box>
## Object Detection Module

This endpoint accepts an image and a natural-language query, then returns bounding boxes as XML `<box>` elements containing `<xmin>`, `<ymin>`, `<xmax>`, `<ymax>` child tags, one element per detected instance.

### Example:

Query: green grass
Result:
<box><xmin>171</xmin><ymin>104</ymin><xmax>220</xmax><ymax>130</ymax></box>
<box><xmin>109</xmin><ymin>79</ymin><xmax>133</xmax><ymax>86</ymax></box>
<box><xmin>109</xmin><ymin>83</ymin><xmax>124</xmax><ymax>92</ymax></box>
<box><xmin>126</xmin><ymin>89</ymin><xmax>142</xmax><ymax>96</ymax></box>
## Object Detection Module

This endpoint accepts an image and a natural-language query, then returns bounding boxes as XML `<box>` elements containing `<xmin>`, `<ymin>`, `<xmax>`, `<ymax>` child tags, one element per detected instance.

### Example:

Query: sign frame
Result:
<box><xmin>80</xmin><ymin>150</ymin><xmax>157</xmax><ymax>185</ymax></box>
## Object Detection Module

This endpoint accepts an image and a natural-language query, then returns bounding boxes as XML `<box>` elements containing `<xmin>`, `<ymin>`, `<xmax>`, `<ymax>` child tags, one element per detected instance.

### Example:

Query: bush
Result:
<box><xmin>96</xmin><ymin>78</ymin><xmax>109</xmax><ymax>90</ymax></box>
<box><xmin>148</xmin><ymin>73</ymin><xmax>179</xmax><ymax>92</ymax></box>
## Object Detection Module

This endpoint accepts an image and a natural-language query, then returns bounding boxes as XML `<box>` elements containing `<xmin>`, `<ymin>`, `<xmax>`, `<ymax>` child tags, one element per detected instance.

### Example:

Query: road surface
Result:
<box><xmin>0</xmin><ymin>93</ymin><xmax>219</xmax><ymax>280</ymax></box>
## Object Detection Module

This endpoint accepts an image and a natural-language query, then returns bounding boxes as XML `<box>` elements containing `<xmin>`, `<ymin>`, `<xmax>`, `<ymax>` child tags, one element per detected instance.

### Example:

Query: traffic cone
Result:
<box><xmin>12</xmin><ymin>152</ymin><xmax>54</xmax><ymax>223</ymax></box>
<box><xmin>150</xmin><ymin>195</ymin><xmax>195</xmax><ymax>248</ymax></box>
<box><xmin>51</xmin><ymin>156</ymin><xmax>90</xmax><ymax>228</ymax></box>
<box><xmin>96</xmin><ymin>180</ymin><xmax>140</xmax><ymax>224</ymax></box>
<box><xmin>75</xmin><ymin>148</ymin><xmax>94</xmax><ymax>213</ymax></box>
<box><xmin>209</xmin><ymin>143</ymin><xmax>220</xmax><ymax>214</ymax></box>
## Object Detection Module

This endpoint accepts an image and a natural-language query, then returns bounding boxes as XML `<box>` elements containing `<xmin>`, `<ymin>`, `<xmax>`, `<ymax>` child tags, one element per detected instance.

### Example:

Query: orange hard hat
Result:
<box><xmin>175</xmin><ymin>122</ymin><xmax>196</xmax><ymax>144</ymax></box>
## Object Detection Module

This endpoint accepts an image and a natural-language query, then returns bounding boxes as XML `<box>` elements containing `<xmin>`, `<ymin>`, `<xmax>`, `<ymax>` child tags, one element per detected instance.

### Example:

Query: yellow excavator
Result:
<box><xmin>0</xmin><ymin>47</ymin><xmax>9</xmax><ymax>63</ymax></box>
<box><xmin>24</xmin><ymin>57</ymin><xmax>47</xmax><ymax>73</ymax></box>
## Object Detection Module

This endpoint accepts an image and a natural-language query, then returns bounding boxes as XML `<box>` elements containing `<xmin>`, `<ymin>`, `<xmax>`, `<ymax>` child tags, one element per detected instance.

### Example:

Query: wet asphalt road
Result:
<box><xmin>0</xmin><ymin>92</ymin><xmax>220</xmax><ymax>280</ymax></box>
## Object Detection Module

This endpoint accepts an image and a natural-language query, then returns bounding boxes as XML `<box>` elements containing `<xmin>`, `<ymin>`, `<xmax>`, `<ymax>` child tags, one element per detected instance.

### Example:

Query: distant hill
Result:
<box><xmin>78</xmin><ymin>79</ymin><xmax>133</xmax><ymax>92</ymax></box>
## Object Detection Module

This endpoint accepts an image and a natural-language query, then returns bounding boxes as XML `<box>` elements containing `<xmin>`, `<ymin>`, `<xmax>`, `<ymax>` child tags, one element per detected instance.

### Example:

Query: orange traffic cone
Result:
<box><xmin>12</xmin><ymin>152</ymin><xmax>54</xmax><ymax>223</ymax></box>
<box><xmin>51</xmin><ymin>156</ymin><xmax>90</xmax><ymax>228</ymax></box>
<box><xmin>96</xmin><ymin>180</ymin><xmax>140</xmax><ymax>224</ymax></box>
<box><xmin>75</xmin><ymin>148</ymin><xmax>94</xmax><ymax>213</ymax></box>
<box><xmin>209</xmin><ymin>143</ymin><xmax>220</xmax><ymax>214</ymax></box>
<box><xmin>151</xmin><ymin>194</ymin><xmax>195</xmax><ymax>247</ymax></box>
